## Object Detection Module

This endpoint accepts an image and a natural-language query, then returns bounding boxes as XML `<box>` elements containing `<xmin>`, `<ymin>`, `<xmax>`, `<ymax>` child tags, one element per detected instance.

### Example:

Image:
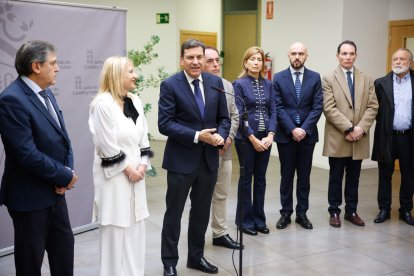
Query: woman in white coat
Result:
<box><xmin>89</xmin><ymin>56</ymin><xmax>152</xmax><ymax>276</ymax></box>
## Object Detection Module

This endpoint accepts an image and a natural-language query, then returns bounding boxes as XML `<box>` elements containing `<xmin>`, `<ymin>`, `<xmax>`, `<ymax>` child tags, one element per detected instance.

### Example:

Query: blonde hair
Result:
<box><xmin>238</xmin><ymin>46</ymin><xmax>266</xmax><ymax>78</ymax></box>
<box><xmin>97</xmin><ymin>56</ymin><xmax>131</xmax><ymax>103</ymax></box>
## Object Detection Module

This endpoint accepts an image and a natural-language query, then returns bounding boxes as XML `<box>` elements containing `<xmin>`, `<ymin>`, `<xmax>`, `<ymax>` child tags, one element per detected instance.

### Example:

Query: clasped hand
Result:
<box><xmin>292</xmin><ymin>128</ymin><xmax>306</xmax><ymax>142</ymax></box>
<box><xmin>219</xmin><ymin>137</ymin><xmax>232</xmax><ymax>155</ymax></box>
<box><xmin>54</xmin><ymin>169</ymin><xmax>78</xmax><ymax>195</ymax></box>
<box><xmin>124</xmin><ymin>164</ymin><xmax>147</xmax><ymax>183</ymax></box>
<box><xmin>199</xmin><ymin>128</ymin><xmax>225</xmax><ymax>147</ymax></box>
<box><xmin>250</xmin><ymin>133</ymin><xmax>273</xmax><ymax>152</ymax></box>
<box><xmin>345</xmin><ymin>126</ymin><xmax>364</xmax><ymax>142</ymax></box>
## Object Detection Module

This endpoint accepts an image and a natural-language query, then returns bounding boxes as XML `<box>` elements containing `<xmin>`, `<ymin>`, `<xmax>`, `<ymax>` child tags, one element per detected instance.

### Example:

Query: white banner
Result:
<box><xmin>0</xmin><ymin>0</ymin><xmax>126</xmax><ymax>252</ymax></box>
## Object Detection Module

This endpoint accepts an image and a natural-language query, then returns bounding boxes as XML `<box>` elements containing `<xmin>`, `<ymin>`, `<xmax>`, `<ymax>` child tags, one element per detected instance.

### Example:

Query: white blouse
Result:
<box><xmin>89</xmin><ymin>92</ymin><xmax>150</xmax><ymax>227</ymax></box>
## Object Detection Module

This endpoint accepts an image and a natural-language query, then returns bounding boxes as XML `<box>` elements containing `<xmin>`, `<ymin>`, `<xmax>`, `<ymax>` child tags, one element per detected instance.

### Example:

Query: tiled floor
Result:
<box><xmin>1</xmin><ymin>140</ymin><xmax>414</xmax><ymax>275</ymax></box>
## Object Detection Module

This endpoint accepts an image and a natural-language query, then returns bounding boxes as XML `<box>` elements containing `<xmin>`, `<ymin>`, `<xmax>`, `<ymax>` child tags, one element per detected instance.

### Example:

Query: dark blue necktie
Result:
<box><xmin>294</xmin><ymin>72</ymin><xmax>301</xmax><ymax>124</ymax></box>
<box><xmin>39</xmin><ymin>90</ymin><xmax>60</xmax><ymax>126</ymax></box>
<box><xmin>192</xmin><ymin>79</ymin><xmax>204</xmax><ymax>118</ymax></box>
<box><xmin>346</xmin><ymin>71</ymin><xmax>354</xmax><ymax>106</ymax></box>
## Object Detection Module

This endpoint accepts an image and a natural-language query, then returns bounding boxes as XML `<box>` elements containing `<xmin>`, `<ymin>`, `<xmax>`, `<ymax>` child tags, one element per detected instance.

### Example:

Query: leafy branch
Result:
<box><xmin>128</xmin><ymin>35</ymin><xmax>171</xmax><ymax>177</ymax></box>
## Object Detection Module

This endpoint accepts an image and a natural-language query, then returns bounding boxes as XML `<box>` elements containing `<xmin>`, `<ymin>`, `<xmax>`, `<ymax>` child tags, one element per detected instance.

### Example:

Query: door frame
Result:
<box><xmin>387</xmin><ymin>19</ymin><xmax>414</xmax><ymax>71</ymax></box>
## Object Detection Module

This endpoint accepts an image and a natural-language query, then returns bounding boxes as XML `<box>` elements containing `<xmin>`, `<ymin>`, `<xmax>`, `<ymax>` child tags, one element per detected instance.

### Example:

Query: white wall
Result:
<box><xmin>176</xmin><ymin>0</ymin><xmax>222</xmax><ymax>49</ymax></box>
<box><xmin>261</xmin><ymin>0</ymin><xmax>344</xmax><ymax>168</ymax></box>
<box><xmin>389</xmin><ymin>0</ymin><xmax>414</xmax><ymax>20</ymax></box>
<box><xmin>342</xmin><ymin>0</ymin><xmax>389</xmax><ymax>80</ymax></box>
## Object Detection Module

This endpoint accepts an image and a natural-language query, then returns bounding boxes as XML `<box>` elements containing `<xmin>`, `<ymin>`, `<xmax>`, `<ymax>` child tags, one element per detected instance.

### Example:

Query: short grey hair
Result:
<box><xmin>15</xmin><ymin>40</ymin><xmax>56</xmax><ymax>76</ymax></box>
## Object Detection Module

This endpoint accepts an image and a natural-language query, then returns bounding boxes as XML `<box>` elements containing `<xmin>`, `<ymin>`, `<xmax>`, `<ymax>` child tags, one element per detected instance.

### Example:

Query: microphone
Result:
<box><xmin>211</xmin><ymin>86</ymin><xmax>248</xmax><ymax>128</ymax></box>
<box><xmin>211</xmin><ymin>86</ymin><xmax>246</xmax><ymax>110</ymax></box>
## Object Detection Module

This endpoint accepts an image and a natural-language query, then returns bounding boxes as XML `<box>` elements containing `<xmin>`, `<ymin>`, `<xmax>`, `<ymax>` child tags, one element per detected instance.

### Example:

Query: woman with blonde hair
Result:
<box><xmin>233</xmin><ymin>46</ymin><xmax>276</xmax><ymax>236</ymax></box>
<box><xmin>89</xmin><ymin>56</ymin><xmax>152</xmax><ymax>276</ymax></box>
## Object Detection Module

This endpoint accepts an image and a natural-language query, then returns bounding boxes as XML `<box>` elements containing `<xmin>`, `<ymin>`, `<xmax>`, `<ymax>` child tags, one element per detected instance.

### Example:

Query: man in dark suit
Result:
<box><xmin>158</xmin><ymin>39</ymin><xmax>230</xmax><ymax>276</ymax></box>
<box><xmin>372</xmin><ymin>48</ymin><xmax>414</xmax><ymax>226</ymax></box>
<box><xmin>273</xmin><ymin>42</ymin><xmax>323</xmax><ymax>230</ymax></box>
<box><xmin>0</xmin><ymin>40</ymin><xmax>78</xmax><ymax>276</ymax></box>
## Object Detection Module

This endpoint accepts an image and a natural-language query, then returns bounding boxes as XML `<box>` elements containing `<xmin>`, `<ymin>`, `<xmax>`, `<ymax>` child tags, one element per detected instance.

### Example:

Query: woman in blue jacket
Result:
<box><xmin>233</xmin><ymin>46</ymin><xmax>277</xmax><ymax>235</ymax></box>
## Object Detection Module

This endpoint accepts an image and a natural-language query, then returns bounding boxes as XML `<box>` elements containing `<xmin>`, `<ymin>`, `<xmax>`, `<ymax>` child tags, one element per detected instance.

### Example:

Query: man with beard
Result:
<box><xmin>273</xmin><ymin>42</ymin><xmax>323</xmax><ymax>229</ymax></box>
<box><xmin>372</xmin><ymin>48</ymin><xmax>414</xmax><ymax>226</ymax></box>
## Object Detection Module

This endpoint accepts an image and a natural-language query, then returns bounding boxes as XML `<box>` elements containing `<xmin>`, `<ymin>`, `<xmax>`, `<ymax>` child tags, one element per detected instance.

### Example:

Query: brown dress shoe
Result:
<box><xmin>329</xmin><ymin>213</ymin><xmax>341</xmax><ymax>227</ymax></box>
<box><xmin>344</xmin><ymin>212</ymin><xmax>365</xmax><ymax>226</ymax></box>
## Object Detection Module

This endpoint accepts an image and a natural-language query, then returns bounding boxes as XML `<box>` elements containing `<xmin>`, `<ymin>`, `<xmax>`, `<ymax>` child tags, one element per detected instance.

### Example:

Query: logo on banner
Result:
<box><xmin>85</xmin><ymin>49</ymin><xmax>103</xmax><ymax>70</ymax></box>
<box><xmin>0</xmin><ymin>1</ymin><xmax>33</xmax><ymax>91</ymax></box>
<box><xmin>71</xmin><ymin>50</ymin><xmax>101</xmax><ymax>96</ymax></box>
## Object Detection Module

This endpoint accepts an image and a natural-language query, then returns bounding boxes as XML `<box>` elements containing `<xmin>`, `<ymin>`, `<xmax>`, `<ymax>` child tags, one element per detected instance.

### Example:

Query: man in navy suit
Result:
<box><xmin>0</xmin><ymin>40</ymin><xmax>78</xmax><ymax>276</ymax></box>
<box><xmin>158</xmin><ymin>39</ymin><xmax>230</xmax><ymax>276</ymax></box>
<box><xmin>273</xmin><ymin>42</ymin><xmax>323</xmax><ymax>230</ymax></box>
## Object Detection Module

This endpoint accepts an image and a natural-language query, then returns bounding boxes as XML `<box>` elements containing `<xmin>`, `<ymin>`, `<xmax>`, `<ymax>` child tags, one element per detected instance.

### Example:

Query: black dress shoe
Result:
<box><xmin>256</xmin><ymin>225</ymin><xmax>270</xmax><ymax>234</ymax></box>
<box><xmin>276</xmin><ymin>215</ymin><xmax>291</xmax><ymax>229</ymax></box>
<box><xmin>399</xmin><ymin>211</ymin><xmax>414</xmax><ymax>226</ymax></box>
<box><xmin>295</xmin><ymin>214</ymin><xmax>313</xmax><ymax>229</ymax></box>
<box><xmin>242</xmin><ymin>227</ymin><xmax>257</xmax><ymax>236</ymax></box>
<box><xmin>163</xmin><ymin>266</ymin><xmax>177</xmax><ymax>276</ymax></box>
<box><xmin>187</xmin><ymin>257</ymin><xmax>218</xmax><ymax>274</ymax></box>
<box><xmin>374</xmin><ymin>209</ymin><xmax>390</xmax><ymax>223</ymax></box>
<box><xmin>213</xmin><ymin>234</ymin><xmax>243</xmax><ymax>249</ymax></box>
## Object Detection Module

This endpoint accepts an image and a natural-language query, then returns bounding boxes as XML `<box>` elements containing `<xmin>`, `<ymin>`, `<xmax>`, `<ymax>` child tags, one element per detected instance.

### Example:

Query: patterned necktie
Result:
<box><xmin>39</xmin><ymin>90</ymin><xmax>60</xmax><ymax>125</ymax></box>
<box><xmin>192</xmin><ymin>79</ymin><xmax>204</xmax><ymax>118</ymax></box>
<box><xmin>294</xmin><ymin>72</ymin><xmax>301</xmax><ymax>125</ymax></box>
<box><xmin>346</xmin><ymin>71</ymin><xmax>355</xmax><ymax>106</ymax></box>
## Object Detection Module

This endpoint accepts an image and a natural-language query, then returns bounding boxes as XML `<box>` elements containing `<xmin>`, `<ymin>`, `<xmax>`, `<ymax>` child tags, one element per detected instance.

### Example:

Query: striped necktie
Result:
<box><xmin>39</xmin><ymin>90</ymin><xmax>60</xmax><ymax>126</ymax></box>
<box><xmin>294</xmin><ymin>72</ymin><xmax>301</xmax><ymax>125</ymax></box>
<box><xmin>192</xmin><ymin>79</ymin><xmax>204</xmax><ymax>118</ymax></box>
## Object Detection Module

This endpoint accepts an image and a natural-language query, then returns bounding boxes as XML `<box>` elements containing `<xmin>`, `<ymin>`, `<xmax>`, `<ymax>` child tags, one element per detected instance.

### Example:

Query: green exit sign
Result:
<box><xmin>156</xmin><ymin>13</ymin><xmax>169</xmax><ymax>24</ymax></box>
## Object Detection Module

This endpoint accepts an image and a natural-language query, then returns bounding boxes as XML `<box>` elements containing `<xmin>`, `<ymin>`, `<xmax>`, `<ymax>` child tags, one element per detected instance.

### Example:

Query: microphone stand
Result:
<box><xmin>211</xmin><ymin>86</ymin><xmax>247</xmax><ymax>276</ymax></box>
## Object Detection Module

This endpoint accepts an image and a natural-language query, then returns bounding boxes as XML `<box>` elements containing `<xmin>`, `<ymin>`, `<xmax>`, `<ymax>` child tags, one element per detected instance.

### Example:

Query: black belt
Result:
<box><xmin>393</xmin><ymin>129</ymin><xmax>411</xmax><ymax>135</ymax></box>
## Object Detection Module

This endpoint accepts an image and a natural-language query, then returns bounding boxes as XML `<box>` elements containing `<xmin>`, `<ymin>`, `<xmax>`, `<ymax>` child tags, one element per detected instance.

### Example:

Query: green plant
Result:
<box><xmin>128</xmin><ymin>35</ymin><xmax>170</xmax><ymax>177</ymax></box>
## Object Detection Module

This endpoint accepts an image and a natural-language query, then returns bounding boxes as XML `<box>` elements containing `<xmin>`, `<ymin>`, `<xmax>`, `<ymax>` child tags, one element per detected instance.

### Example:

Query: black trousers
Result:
<box><xmin>328</xmin><ymin>157</ymin><xmax>362</xmax><ymax>215</ymax></box>
<box><xmin>277</xmin><ymin>141</ymin><xmax>315</xmax><ymax>216</ymax></box>
<box><xmin>161</xmin><ymin>154</ymin><xmax>217</xmax><ymax>267</ymax></box>
<box><xmin>377</xmin><ymin>133</ymin><xmax>414</xmax><ymax>212</ymax></box>
<box><xmin>234</xmin><ymin>132</ymin><xmax>271</xmax><ymax>229</ymax></box>
<box><xmin>8</xmin><ymin>196</ymin><xmax>74</xmax><ymax>276</ymax></box>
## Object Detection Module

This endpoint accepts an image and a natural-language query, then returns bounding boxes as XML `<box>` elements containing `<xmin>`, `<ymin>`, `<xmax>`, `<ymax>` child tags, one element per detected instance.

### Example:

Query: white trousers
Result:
<box><xmin>100</xmin><ymin>220</ymin><xmax>146</xmax><ymax>276</ymax></box>
<box><xmin>211</xmin><ymin>157</ymin><xmax>232</xmax><ymax>238</ymax></box>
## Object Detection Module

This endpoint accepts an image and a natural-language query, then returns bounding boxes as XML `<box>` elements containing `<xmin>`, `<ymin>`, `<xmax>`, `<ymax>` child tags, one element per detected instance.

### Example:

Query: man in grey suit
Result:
<box><xmin>372</xmin><ymin>48</ymin><xmax>414</xmax><ymax>225</ymax></box>
<box><xmin>203</xmin><ymin>47</ymin><xmax>241</xmax><ymax>249</ymax></box>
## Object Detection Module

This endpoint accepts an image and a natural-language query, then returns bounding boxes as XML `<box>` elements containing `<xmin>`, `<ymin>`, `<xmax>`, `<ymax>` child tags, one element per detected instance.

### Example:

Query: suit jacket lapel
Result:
<box><xmin>20</xmin><ymin>80</ymin><xmax>67</xmax><ymax>137</ymax></box>
<box><xmin>409</xmin><ymin>70</ymin><xmax>414</xmax><ymax>123</ymax></box>
<box><xmin>300</xmin><ymin>68</ymin><xmax>313</xmax><ymax>103</ymax></box>
<box><xmin>283</xmin><ymin>69</ymin><xmax>298</xmax><ymax>103</ymax></box>
<box><xmin>334</xmin><ymin>65</ymin><xmax>353</xmax><ymax>107</ymax></box>
<box><xmin>177</xmin><ymin>71</ymin><xmax>204</xmax><ymax>120</ymax></box>
<box><xmin>201</xmin><ymin>73</ymin><xmax>211</xmax><ymax>118</ymax></box>
<box><xmin>353</xmin><ymin>67</ymin><xmax>363</xmax><ymax>119</ymax></box>
<box><xmin>384</xmin><ymin>72</ymin><xmax>394</xmax><ymax>113</ymax></box>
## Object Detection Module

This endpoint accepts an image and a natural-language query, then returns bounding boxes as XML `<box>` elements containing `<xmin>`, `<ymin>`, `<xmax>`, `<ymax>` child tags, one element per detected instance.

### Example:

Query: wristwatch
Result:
<box><xmin>345</xmin><ymin>125</ymin><xmax>354</xmax><ymax>134</ymax></box>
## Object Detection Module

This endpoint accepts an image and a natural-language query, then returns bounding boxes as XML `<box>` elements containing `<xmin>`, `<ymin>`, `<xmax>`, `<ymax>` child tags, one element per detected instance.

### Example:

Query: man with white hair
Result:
<box><xmin>372</xmin><ymin>48</ymin><xmax>414</xmax><ymax>226</ymax></box>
